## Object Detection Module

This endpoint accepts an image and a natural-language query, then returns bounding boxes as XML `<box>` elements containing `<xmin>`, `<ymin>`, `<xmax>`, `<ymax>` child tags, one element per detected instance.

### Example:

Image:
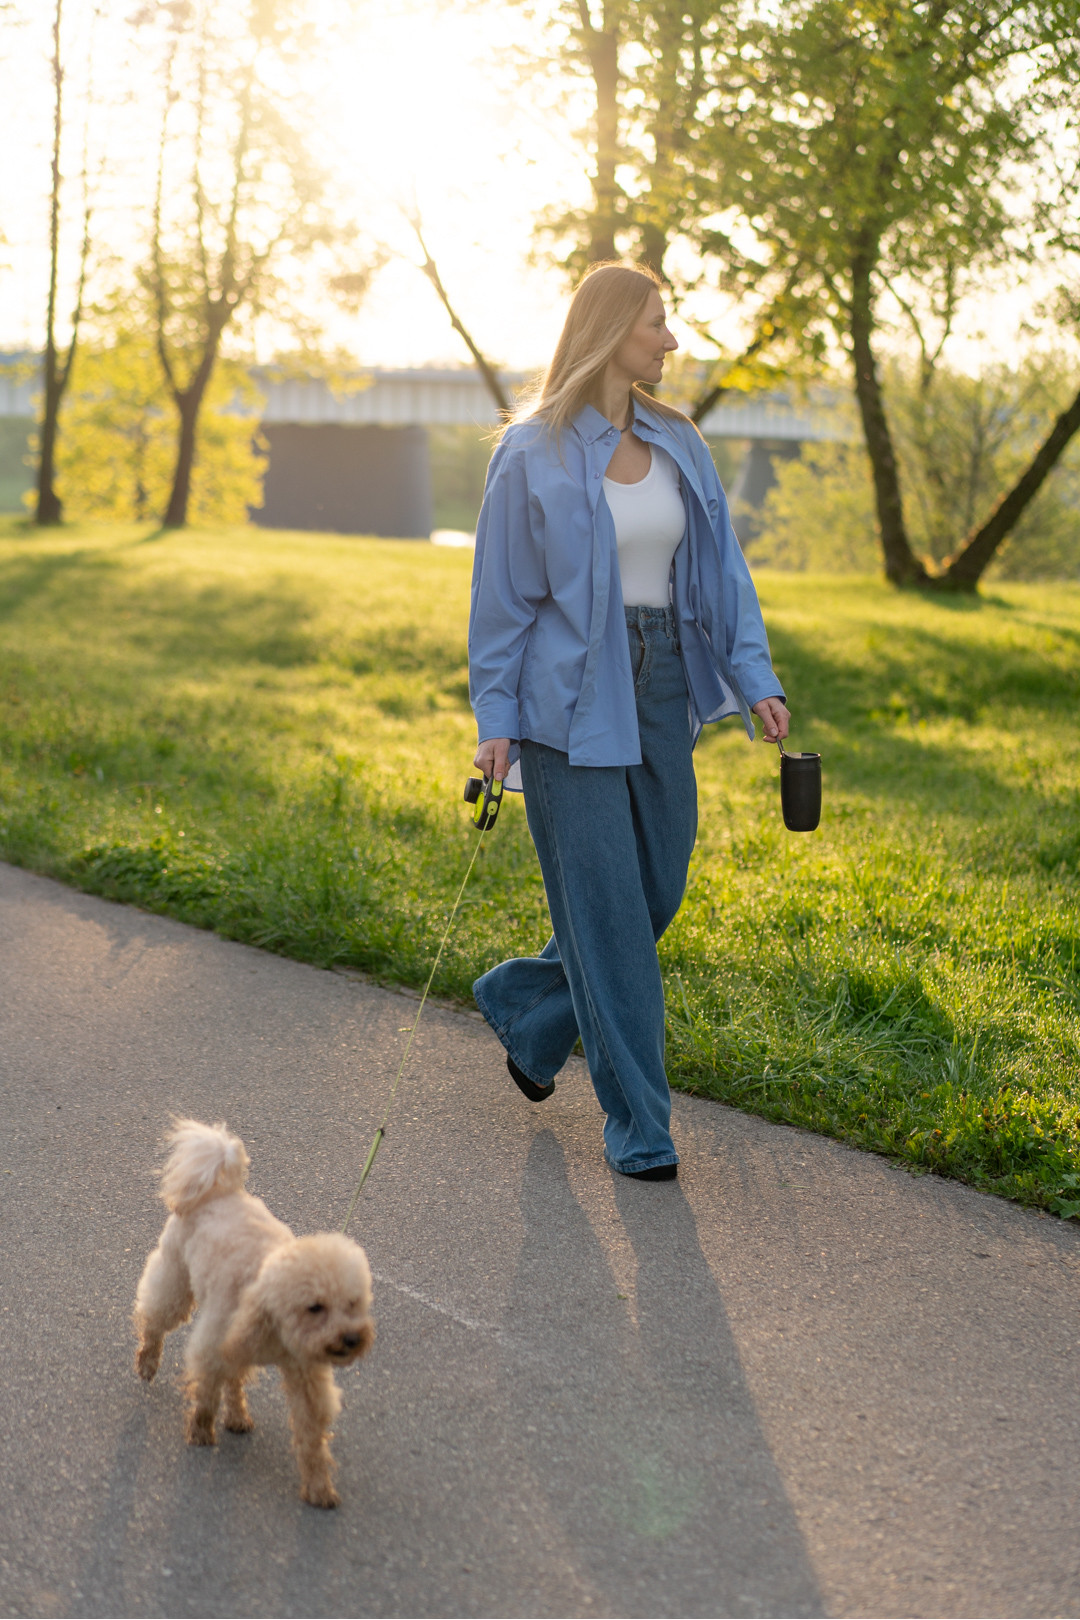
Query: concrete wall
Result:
<box><xmin>252</xmin><ymin>423</ymin><xmax>432</xmax><ymax>538</ymax></box>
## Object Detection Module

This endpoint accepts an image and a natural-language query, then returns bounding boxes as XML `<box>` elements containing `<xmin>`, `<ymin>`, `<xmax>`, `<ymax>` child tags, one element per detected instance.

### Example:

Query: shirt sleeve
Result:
<box><xmin>468</xmin><ymin>439</ymin><xmax>549</xmax><ymax>743</ymax></box>
<box><xmin>700</xmin><ymin>442</ymin><xmax>786</xmax><ymax>709</ymax></box>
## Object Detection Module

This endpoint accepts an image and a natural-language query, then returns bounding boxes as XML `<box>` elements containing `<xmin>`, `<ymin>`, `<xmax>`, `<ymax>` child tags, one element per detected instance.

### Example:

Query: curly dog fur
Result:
<box><xmin>134</xmin><ymin>1118</ymin><xmax>375</xmax><ymax>1508</ymax></box>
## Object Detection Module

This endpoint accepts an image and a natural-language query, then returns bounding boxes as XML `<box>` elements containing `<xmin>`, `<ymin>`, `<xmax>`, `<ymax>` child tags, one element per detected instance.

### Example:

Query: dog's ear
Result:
<box><xmin>222</xmin><ymin>1280</ymin><xmax>281</xmax><ymax>1370</ymax></box>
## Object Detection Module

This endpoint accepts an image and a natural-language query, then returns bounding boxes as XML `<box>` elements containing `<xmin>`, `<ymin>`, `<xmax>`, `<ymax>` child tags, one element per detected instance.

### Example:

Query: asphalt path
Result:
<box><xmin>2</xmin><ymin>860</ymin><xmax>1080</xmax><ymax>1619</ymax></box>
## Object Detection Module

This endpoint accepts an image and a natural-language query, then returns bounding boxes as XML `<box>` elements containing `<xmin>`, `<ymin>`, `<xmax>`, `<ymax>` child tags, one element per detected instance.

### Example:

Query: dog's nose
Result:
<box><xmin>341</xmin><ymin>1334</ymin><xmax>360</xmax><ymax>1349</ymax></box>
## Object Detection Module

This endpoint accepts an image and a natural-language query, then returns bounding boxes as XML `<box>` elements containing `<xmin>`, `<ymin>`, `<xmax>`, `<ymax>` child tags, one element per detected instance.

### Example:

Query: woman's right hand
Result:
<box><xmin>474</xmin><ymin>738</ymin><xmax>512</xmax><ymax>782</ymax></box>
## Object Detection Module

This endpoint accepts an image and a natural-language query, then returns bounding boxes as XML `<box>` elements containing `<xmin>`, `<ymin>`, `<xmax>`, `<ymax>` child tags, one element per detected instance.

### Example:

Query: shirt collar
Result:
<box><xmin>572</xmin><ymin>398</ymin><xmax>666</xmax><ymax>445</ymax></box>
<box><xmin>572</xmin><ymin>404</ymin><xmax>616</xmax><ymax>444</ymax></box>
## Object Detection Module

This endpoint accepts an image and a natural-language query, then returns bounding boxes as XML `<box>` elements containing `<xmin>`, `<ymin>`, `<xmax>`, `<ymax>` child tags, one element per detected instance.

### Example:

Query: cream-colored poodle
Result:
<box><xmin>134</xmin><ymin>1118</ymin><xmax>375</xmax><ymax>1508</ymax></box>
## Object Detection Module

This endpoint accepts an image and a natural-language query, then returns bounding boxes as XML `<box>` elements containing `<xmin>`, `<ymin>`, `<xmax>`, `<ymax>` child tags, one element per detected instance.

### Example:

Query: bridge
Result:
<box><xmin>0</xmin><ymin>361</ymin><xmax>847</xmax><ymax>533</ymax></box>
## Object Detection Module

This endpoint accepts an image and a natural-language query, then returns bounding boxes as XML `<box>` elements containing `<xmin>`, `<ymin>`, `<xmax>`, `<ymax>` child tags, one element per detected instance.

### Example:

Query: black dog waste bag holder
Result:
<box><xmin>778</xmin><ymin>739</ymin><xmax>822</xmax><ymax>832</ymax></box>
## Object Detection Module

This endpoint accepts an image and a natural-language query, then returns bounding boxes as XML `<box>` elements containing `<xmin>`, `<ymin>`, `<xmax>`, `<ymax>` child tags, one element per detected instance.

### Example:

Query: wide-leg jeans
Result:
<box><xmin>473</xmin><ymin>605</ymin><xmax>698</xmax><ymax>1173</ymax></box>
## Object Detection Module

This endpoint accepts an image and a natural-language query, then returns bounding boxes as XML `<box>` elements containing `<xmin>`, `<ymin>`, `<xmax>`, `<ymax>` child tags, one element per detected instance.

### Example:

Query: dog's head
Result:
<box><xmin>226</xmin><ymin>1234</ymin><xmax>375</xmax><ymax>1369</ymax></box>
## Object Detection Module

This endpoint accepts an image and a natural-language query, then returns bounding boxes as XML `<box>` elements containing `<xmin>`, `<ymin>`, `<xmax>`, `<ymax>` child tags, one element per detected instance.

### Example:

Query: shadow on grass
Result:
<box><xmin>750</xmin><ymin>616</ymin><xmax>1080</xmax><ymax>824</ymax></box>
<box><xmin>770</xmin><ymin>617</ymin><xmax>1080</xmax><ymax>725</ymax></box>
<box><xmin>0</xmin><ymin>539</ymin><xmax>472</xmax><ymax>688</ymax></box>
<box><xmin>0</xmin><ymin>544</ymin><xmax>128</xmax><ymax>623</ymax></box>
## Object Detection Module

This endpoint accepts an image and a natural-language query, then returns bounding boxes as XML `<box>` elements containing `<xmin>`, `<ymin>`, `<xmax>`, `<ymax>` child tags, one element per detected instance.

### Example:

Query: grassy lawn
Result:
<box><xmin>2</xmin><ymin>516</ymin><xmax>1080</xmax><ymax>1214</ymax></box>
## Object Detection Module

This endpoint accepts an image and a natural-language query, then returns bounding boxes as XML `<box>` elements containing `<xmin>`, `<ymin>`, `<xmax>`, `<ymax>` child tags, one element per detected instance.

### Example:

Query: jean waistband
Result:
<box><xmin>624</xmin><ymin>603</ymin><xmax>676</xmax><ymax>633</ymax></box>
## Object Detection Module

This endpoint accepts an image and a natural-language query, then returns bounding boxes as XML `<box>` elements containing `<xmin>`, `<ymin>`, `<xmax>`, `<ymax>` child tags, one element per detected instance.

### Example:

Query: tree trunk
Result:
<box><xmin>935</xmin><ymin>383</ymin><xmax>1080</xmax><ymax>590</ymax></box>
<box><xmin>160</xmin><ymin>309</ymin><xmax>226</xmax><ymax>529</ymax></box>
<box><xmin>581</xmin><ymin>7</ymin><xmax>620</xmax><ymax>264</ymax></box>
<box><xmin>35</xmin><ymin>355</ymin><xmax>64</xmax><ymax>526</ymax></box>
<box><xmin>35</xmin><ymin>0</ymin><xmax>66</xmax><ymax>527</ymax></box>
<box><xmin>162</xmin><ymin>390</ymin><xmax>203</xmax><ymax>528</ymax></box>
<box><xmin>849</xmin><ymin>253</ymin><xmax>929</xmax><ymax>586</ymax></box>
<box><xmin>638</xmin><ymin>217</ymin><xmax>667</xmax><ymax>279</ymax></box>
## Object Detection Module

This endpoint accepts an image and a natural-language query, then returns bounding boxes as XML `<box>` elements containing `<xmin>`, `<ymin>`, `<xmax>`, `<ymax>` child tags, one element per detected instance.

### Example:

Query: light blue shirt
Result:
<box><xmin>468</xmin><ymin>400</ymin><xmax>783</xmax><ymax>770</ymax></box>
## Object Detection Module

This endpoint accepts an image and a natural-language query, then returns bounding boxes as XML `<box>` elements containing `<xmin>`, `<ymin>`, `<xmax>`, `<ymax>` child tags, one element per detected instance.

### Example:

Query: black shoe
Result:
<box><xmin>621</xmin><ymin>1162</ymin><xmax>678</xmax><ymax>1181</ymax></box>
<box><xmin>507</xmin><ymin>1054</ymin><xmax>555</xmax><ymax>1102</ymax></box>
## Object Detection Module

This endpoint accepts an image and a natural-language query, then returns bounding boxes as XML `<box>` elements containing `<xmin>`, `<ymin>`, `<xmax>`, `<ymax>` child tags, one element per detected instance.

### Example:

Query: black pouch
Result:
<box><xmin>778</xmin><ymin>740</ymin><xmax>821</xmax><ymax>832</ymax></box>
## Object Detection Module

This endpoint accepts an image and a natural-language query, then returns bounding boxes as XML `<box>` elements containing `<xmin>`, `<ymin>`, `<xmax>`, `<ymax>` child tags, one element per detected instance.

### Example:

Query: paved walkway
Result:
<box><xmin>2</xmin><ymin>860</ymin><xmax>1080</xmax><ymax>1619</ymax></box>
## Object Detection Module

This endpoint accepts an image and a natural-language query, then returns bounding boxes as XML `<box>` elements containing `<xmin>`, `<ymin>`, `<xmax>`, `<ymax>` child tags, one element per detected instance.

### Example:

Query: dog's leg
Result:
<box><xmin>133</xmin><ymin>1228</ymin><xmax>194</xmax><ymax>1382</ymax></box>
<box><xmin>184</xmin><ymin>1365</ymin><xmax>224</xmax><ymax>1446</ymax></box>
<box><xmin>282</xmin><ymin>1365</ymin><xmax>343</xmax><ymax>1508</ymax></box>
<box><xmin>221</xmin><ymin>1375</ymin><xmax>255</xmax><ymax>1434</ymax></box>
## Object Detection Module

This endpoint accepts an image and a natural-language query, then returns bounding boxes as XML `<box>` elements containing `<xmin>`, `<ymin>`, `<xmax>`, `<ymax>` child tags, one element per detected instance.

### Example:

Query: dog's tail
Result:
<box><xmin>159</xmin><ymin>1118</ymin><xmax>250</xmax><ymax>1215</ymax></box>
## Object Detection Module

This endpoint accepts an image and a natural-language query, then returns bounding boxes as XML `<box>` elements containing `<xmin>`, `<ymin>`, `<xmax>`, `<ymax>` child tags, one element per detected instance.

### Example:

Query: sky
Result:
<box><xmin>0</xmin><ymin>0</ymin><xmax>590</xmax><ymax>372</ymax></box>
<box><xmin>0</xmin><ymin>0</ymin><xmax>1066</xmax><ymax>378</ymax></box>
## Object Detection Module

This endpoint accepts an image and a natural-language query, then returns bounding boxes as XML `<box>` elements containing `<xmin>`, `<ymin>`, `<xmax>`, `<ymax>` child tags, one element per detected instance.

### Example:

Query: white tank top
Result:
<box><xmin>603</xmin><ymin>445</ymin><xmax>686</xmax><ymax>608</ymax></box>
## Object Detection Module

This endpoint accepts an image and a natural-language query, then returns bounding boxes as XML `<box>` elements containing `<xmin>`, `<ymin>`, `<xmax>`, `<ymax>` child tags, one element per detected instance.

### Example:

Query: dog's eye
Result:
<box><xmin>307</xmin><ymin>1302</ymin><xmax>326</xmax><ymax>1315</ymax></box>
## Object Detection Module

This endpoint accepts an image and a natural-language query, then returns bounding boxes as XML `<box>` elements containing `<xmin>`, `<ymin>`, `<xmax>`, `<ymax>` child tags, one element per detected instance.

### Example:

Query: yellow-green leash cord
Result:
<box><xmin>341</xmin><ymin>827</ymin><xmax>488</xmax><ymax>1233</ymax></box>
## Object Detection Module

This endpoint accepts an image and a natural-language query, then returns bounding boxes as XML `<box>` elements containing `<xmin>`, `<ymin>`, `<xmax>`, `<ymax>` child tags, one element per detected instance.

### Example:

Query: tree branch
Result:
<box><xmin>151</xmin><ymin>29</ymin><xmax>179</xmax><ymax>400</ymax></box>
<box><xmin>407</xmin><ymin>215</ymin><xmax>511</xmax><ymax>416</ymax></box>
<box><xmin>938</xmin><ymin>382</ymin><xmax>1080</xmax><ymax>588</ymax></box>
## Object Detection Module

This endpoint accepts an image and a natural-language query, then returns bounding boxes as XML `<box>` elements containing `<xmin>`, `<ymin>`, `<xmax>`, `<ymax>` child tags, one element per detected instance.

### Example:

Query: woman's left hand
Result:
<box><xmin>752</xmin><ymin>696</ymin><xmax>791</xmax><ymax>743</ymax></box>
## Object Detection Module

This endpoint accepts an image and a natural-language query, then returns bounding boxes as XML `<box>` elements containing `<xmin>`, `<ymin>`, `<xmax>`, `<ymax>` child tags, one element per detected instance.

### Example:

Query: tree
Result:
<box><xmin>749</xmin><ymin>358</ymin><xmax>1080</xmax><ymax>580</ymax></box>
<box><xmin>520</xmin><ymin>0</ymin><xmax>811</xmax><ymax>416</ymax></box>
<box><xmin>685</xmin><ymin>0</ymin><xmax>1080</xmax><ymax>589</ymax></box>
<box><xmin>887</xmin><ymin>353</ymin><xmax>1080</xmax><ymax>575</ymax></box>
<box><xmin>524</xmin><ymin>0</ymin><xmax>715</xmax><ymax>276</ymax></box>
<box><xmin>561</xmin><ymin>0</ymin><xmax>622</xmax><ymax>267</ymax></box>
<box><xmin>143</xmin><ymin>0</ymin><xmax>340</xmax><ymax>528</ymax></box>
<box><xmin>55</xmin><ymin>297</ymin><xmax>265</xmax><ymax>526</ymax></box>
<box><xmin>34</xmin><ymin>0</ymin><xmax>96</xmax><ymax>526</ymax></box>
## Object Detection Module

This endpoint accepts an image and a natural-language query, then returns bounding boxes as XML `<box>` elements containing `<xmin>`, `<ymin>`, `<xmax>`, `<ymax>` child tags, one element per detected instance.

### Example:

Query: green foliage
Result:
<box><xmin>751</xmin><ymin>359</ymin><xmax>1080</xmax><ymax>579</ymax></box>
<box><xmin>428</xmin><ymin>425</ymin><xmax>493</xmax><ymax>533</ymax></box>
<box><xmin>886</xmin><ymin>354</ymin><xmax>1080</xmax><ymax>579</ymax></box>
<box><xmin>676</xmin><ymin>0</ymin><xmax>1080</xmax><ymax>582</ymax></box>
<box><xmin>2</xmin><ymin>518</ymin><xmax>1080</xmax><ymax>1216</ymax></box>
<box><xmin>690</xmin><ymin>0</ymin><xmax>1072</xmax><ymax>347</ymax></box>
<box><xmin>52</xmin><ymin>321</ymin><xmax>265</xmax><ymax>525</ymax></box>
<box><xmin>747</xmin><ymin>441</ymin><xmax>878</xmax><ymax>573</ymax></box>
<box><xmin>0</xmin><ymin>418</ymin><xmax>32</xmax><ymax>513</ymax></box>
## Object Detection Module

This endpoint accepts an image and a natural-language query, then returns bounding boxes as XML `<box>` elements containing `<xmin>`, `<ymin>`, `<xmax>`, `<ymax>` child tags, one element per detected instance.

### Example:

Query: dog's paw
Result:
<box><xmin>223</xmin><ymin>1413</ymin><xmax>255</xmax><ymax>1434</ymax></box>
<box><xmin>301</xmin><ymin>1480</ymin><xmax>340</xmax><ymax>1509</ymax></box>
<box><xmin>185</xmin><ymin>1413</ymin><xmax>217</xmax><ymax>1446</ymax></box>
<box><xmin>135</xmin><ymin>1343</ymin><xmax>161</xmax><ymax>1382</ymax></box>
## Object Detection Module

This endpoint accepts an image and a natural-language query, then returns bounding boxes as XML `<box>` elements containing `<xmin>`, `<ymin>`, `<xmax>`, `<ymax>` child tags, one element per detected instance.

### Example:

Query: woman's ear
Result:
<box><xmin>222</xmin><ymin>1278</ymin><xmax>280</xmax><ymax>1369</ymax></box>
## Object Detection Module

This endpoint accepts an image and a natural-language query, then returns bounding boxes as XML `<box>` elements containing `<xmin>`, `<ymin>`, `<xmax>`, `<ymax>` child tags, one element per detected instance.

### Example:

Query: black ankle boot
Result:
<box><xmin>507</xmin><ymin>1054</ymin><xmax>555</xmax><ymax>1102</ymax></box>
<box><xmin>621</xmin><ymin>1162</ymin><xmax>678</xmax><ymax>1181</ymax></box>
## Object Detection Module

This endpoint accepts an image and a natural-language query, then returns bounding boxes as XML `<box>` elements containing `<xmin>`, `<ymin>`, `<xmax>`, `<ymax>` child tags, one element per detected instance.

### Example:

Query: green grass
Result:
<box><xmin>2</xmin><ymin>515</ymin><xmax>1080</xmax><ymax>1214</ymax></box>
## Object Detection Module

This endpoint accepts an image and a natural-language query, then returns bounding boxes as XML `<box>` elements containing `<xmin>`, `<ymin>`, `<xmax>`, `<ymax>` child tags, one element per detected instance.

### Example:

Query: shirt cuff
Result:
<box><xmin>474</xmin><ymin>700</ymin><xmax>520</xmax><ymax>744</ymax></box>
<box><xmin>738</xmin><ymin>672</ymin><xmax>786</xmax><ymax>711</ymax></box>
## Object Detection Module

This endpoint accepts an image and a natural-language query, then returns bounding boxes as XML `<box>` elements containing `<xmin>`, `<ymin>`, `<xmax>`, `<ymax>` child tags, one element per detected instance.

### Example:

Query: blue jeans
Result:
<box><xmin>474</xmin><ymin>605</ymin><xmax>698</xmax><ymax>1173</ymax></box>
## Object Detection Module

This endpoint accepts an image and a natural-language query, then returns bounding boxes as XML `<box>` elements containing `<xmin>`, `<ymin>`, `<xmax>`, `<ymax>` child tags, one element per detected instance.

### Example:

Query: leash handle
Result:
<box><xmin>464</xmin><ymin>773</ymin><xmax>503</xmax><ymax>830</ymax></box>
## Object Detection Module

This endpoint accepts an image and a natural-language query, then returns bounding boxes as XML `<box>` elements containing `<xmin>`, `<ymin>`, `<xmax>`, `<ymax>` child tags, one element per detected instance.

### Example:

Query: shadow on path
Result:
<box><xmin>501</xmin><ymin>1130</ymin><xmax>823</xmax><ymax>1618</ymax></box>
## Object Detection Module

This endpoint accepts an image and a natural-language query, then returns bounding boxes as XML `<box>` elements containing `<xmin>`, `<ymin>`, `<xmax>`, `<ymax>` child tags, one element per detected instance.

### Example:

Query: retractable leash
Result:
<box><xmin>340</xmin><ymin>771</ymin><xmax>505</xmax><ymax>1234</ymax></box>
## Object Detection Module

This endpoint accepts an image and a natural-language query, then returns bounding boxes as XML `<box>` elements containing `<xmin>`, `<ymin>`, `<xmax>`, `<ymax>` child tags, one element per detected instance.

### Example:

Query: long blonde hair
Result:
<box><xmin>509</xmin><ymin>262</ymin><xmax>696</xmax><ymax>439</ymax></box>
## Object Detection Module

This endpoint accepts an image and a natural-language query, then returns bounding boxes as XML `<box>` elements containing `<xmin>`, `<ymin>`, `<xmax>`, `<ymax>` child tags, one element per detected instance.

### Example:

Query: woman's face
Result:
<box><xmin>611</xmin><ymin>289</ymin><xmax>679</xmax><ymax>386</ymax></box>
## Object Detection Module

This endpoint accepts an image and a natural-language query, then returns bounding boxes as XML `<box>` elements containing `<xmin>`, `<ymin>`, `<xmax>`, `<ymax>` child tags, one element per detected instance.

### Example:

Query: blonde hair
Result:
<box><xmin>508</xmin><ymin>262</ymin><xmax>696</xmax><ymax>440</ymax></box>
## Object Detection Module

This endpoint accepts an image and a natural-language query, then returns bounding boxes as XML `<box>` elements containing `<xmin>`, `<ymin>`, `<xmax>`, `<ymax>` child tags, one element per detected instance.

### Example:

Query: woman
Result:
<box><xmin>468</xmin><ymin>264</ymin><xmax>790</xmax><ymax>1181</ymax></box>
